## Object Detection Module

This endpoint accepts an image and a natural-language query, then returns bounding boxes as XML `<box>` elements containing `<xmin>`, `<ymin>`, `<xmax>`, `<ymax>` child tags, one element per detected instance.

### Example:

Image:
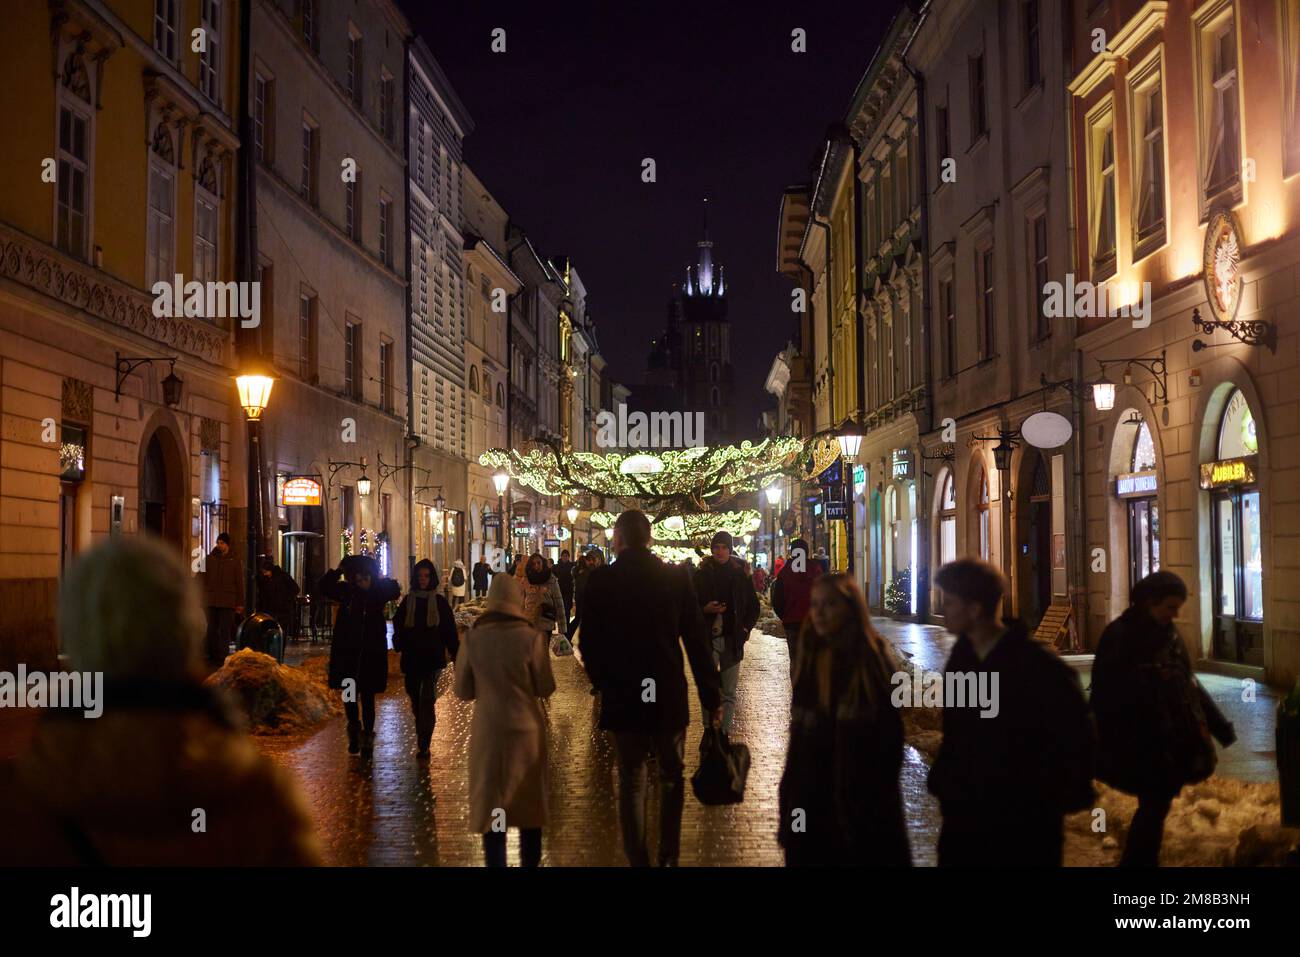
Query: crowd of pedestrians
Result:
<box><xmin>0</xmin><ymin>510</ymin><xmax>1237</xmax><ymax>869</ymax></box>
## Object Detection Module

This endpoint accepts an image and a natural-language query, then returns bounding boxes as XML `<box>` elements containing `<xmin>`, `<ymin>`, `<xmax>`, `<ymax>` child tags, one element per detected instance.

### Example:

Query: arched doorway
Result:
<box><xmin>1023</xmin><ymin>453</ymin><xmax>1052</xmax><ymax>632</ymax></box>
<box><xmin>138</xmin><ymin>417</ymin><xmax>187</xmax><ymax>553</ymax></box>
<box><xmin>968</xmin><ymin>460</ymin><xmax>991</xmax><ymax>562</ymax></box>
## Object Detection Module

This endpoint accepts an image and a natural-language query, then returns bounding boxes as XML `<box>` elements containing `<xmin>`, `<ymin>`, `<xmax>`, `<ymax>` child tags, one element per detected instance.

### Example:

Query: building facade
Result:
<box><xmin>1069</xmin><ymin>0</ymin><xmax>1300</xmax><ymax>687</ymax></box>
<box><xmin>0</xmin><ymin>0</ymin><xmax>243</xmax><ymax>669</ymax></box>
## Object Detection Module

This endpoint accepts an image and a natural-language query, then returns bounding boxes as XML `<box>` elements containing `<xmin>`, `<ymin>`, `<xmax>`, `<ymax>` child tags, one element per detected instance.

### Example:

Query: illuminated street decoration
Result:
<box><xmin>650</xmin><ymin>544</ymin><xmax>703</xmax><ymax>564</ymax></box>
<box><xmin>480</xmin><ymin>435</ymin><xmax>839</xmax><ymax>513</ymax></box>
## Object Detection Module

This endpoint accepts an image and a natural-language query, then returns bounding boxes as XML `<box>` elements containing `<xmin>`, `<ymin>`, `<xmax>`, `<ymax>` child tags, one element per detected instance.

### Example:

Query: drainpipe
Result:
<box><xmin>402</xmin><ymin>37</ymin><xmax>416</xmax><ymax>582</ymax></box>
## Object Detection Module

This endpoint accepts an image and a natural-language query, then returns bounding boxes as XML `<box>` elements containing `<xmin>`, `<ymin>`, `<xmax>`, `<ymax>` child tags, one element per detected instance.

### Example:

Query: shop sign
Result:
<box><xmin>544</xmin><ymin>538</ymin><xmax>561</xmax><ymax>548</ymax></box>
<box><xmin>891</xmin><ymin>448</ymin><xmax>914</xmax><ymax>480</ymax></box>
<box><xmin>853</xmin><ymin>464</ymin><xmax>866</xmax><ymax>495</ymax></box>
<box><xmin>825</xmin><ymin>501</ymin><xmax>847</xmax><ymax>520</ymax></box>
<box><xmin>1115</xmin><ymin>470</ymin><xmax>1158</xmax><ymax>498</ymax></box>
<box><xmin>281</xmin><ymin>476</ymin><xmax>322</xmax><ymax>506</ymax></box>
<box><xmin>818</xmin><ymin>458</ymin><xmax>843</xmax><ymax>487</ymax></box>
<box><xmin>1203</xmin><ymin>208</ymin><xmax>1243</xmax><ymax>324</ymax></box>
<box><xmin>483</xmin><ymin>515</ymin><xmax>500</xmax><ymax>528</ymax></box>
<box><xmin>1199</xmin><ymin>456</ymin><xmax>1257</xmax><ymax>490</ymax></box>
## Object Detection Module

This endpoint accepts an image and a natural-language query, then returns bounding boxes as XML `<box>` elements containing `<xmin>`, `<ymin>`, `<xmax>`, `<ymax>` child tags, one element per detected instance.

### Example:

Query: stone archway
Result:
<box><xmin>137</xmin><ymin>409</ymin><xmax>189</xmax><ymax>554</ymax></box>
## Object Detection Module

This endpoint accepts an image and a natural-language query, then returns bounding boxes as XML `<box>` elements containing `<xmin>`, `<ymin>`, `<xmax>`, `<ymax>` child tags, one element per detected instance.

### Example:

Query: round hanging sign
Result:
<box><xmin>1021</xmin><ymin>411</ymin><xmax>1073</xmax><ymax>449</ymax></box>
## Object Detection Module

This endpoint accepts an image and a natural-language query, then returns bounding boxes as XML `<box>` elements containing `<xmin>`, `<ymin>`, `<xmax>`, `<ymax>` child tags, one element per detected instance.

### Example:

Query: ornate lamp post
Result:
<box><xmin>493</xmin><ymin>470</ymin><xmax>510</xmax><ymax>554</ymax></box>
<box><xmin>234</xmin><ymin>361</ymin><xmax>275</xmax><ymax>616</ymax></box>
<box><xmin>765</xmin><ymin>483</ymin><xmax>782</xmax><ymax>570</ymax></box>
<box><xmin>566</xmin><ymin>504</ymin><xmax>579</xmax><ymax>551</ymax></box>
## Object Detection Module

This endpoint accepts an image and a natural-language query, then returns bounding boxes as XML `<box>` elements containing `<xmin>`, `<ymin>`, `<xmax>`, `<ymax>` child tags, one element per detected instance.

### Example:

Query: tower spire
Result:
<box><xmin>702</xmin><ymin>197</ymin><xmax>709</xmax><ymax>242</ymax></box>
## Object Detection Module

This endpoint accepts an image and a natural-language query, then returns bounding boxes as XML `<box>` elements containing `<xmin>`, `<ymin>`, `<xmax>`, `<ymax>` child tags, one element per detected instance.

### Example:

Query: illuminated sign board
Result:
<box><xmin>1199</xmin><ymin>456</ymin><xmax>1257</xmax><ymax>490</ymax></box>
<box><xmin>280</xmin><ymin>477</ymin><xmax>322</xmax><ymax>506</ymax></box>
<box><xmin>1115</xmin><ymin>470</ymin><xmax>1158</xmax><ymax>498</ymax></box>
<box><xmin>892</xmin><ymin>448</ymin><xmax>914</xmax><ymax>480</ymax></box>
<box><xmin>853</xmin><ymin>464</ymin><xmax>866</xmax><ymax>495</ymax></box>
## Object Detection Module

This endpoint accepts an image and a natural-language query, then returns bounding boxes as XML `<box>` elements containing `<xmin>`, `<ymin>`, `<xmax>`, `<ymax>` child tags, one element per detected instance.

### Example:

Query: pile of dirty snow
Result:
<box><xmin>204</xmin><ymin>649</ymin><xmax>340</xmax><ymax>735</ymax></box>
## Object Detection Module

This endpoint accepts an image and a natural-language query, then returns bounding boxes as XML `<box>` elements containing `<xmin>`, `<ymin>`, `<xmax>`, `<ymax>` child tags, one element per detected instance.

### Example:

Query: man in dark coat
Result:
<box><xmin>199</xmin><ymin>532</ymin><xmax>243</xmax><ymax>667</ymax></box>
<box><xmin>319</xmin><ymin>555</ymin><xmax>400</xmax><ymax>756</ymax></box>
<box><xmin>555</xmin><ymin>549</ymin><xmax>575</xmax><ymax>626</ymax></box>
<box><xmin>1091</xmin><ymin>571</ymin><xmax>1235</xmax><ymax>866</ymax></box>
<box><xmin>471</xmin><ymin>556</ymin><xmax>491</xmax><ymax>598</ymax></box>
<box><xmin>393</xmin><ymin>559</ymin><xmax>460</xmax><ymax>758</ymax></box>
<box><xmin>580</xmin><ymin>510</ymin><xmax>723</xmax><ymax>867</ymax></box>
<box><xmin>693</xmin><ymin>531</ymin><xmax>759</xmax><ymax>735</ymax></box>
<box><xmin>770</xmin><ymin>537</ymin><xmax>823</xmax><ymax>666</ymax></box>
<box><xmin>927</xmin><ymin>559</ymin><xmax>1094</xmax><ymax>867</ymax></box>
<box><xmin>255</xmin><ymin>557</ymin><xmax>300</xmax><ymax>634</ymax></box>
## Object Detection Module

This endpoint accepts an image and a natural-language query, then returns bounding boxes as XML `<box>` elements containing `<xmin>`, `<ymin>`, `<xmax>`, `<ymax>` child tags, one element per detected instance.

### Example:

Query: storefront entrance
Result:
<box><xmin>1024</xmin><ymin>454</ymin><xmax>1052</xmax><ymax>632</ymax></box>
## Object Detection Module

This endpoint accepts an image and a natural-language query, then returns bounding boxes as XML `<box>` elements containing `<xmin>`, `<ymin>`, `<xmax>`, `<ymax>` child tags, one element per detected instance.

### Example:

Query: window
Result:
<box><xmin>300</xmin><ymin>120</ymin><xmax>318</xmax><ymax>204</ymax></box>
<box><xmin>1089</xmin><ymin>109</ymin><xmax>1117</xmax><ymax>275</ymax></box>
<box><xmin>969</xmin><ymin>53</ymin><xmax>987</xmax><ymax>140</ymax></box>
<box><xmin>978</xmin><ymin>468</ymin><xmax>991</xmax><ymax>561</ymax></box>
<box><xmin>978</xmin><ymin>246</ymin><xmax>995</xmax><ymax>359</ymax></box>
<box><xmin>379</xmin><ymin>340</ymin><xmax>392</xmax><ymax>412</ymax></box>
<box><xmin>469</xmin><ymin>365</ymin><xmax>479</xmax><ymax>393</ymax></box>
<box><xmin>379</xmin><ymin>195</ymin><xmax>391</xmax><ymax>264</ymax></box>
<box><xmin>347</xmin><ymin>27</ymin><xmax>363</xmax><ymax>109</ymax></box>
<box><xmin>153</xmin><ymin>0</ymin><xmax>177</xmax><ymax>61</ymax></box>
<box><xmin>194</xmin><ymin>190</ymin><xmax>218</xmax><ymax>284</ymax></box>
<box><xmin>1022</xmin><ymin>0</ymin><xmax>1042</xmax><ymax>91</ymax></box>
<box><xmin>56</xmin><ymin>106</ymin><xmax>90</xmax><ymax>258</ymax></box>
<box><xmin>1132</xmin><ymin>63</ymin><xmax>1166</xmax><ymax>250</ymax></box>
<box><xmin>345</xmin><ymin>175</ymin><xmax>359</xmax><ymax>240</ymax></box>
<box><xmin>496</xmin><ymin>382</ymin><xmax>505</xmax><ymax>406</ymax></box>
<box><xmin>935</xmin><ymin>104</ymin><xmax>951</xmax><ymax>171</ymax></box>
<box><xmin>939</xmin><ymin>469</ymin><xmax>957</xmax><ymax>563</ymax></box>
<box><xmin>298</xmin><ymin>292</ymin><xmax>316</xmax><ymax>381</ymax></box>
<box><xmin>147</xmin><ymin>159</ymin><xmax>175</xmax><ymax>287</ymax></box>
<box><xmin>300</xmin><ymin>0</ymin><xmax>318</xmax><ymax>54</ymax></box>
<box><xmin>1199</xmin><ymin>11</ymin><xmax>1240</xmax><ymax>203</ymax></box>
<box><xmin>379</xmin><ymin>71</ymin><xmax>395</xmax><ymax>142</ymax></box>
<box><xmin>484</xmin><ymin>373</ymin><xmax>493</xmax><ymax>401</ymax></box>
<box><xmin>199</xmin><ymin>0</ymin><xmax>221</xmax><ymax>105</ymax></box>
<box><xmin>940</xmin><ymin>276</ymin><xmax>955</xmax><ymax>377</ymax></box>
<box><xmin>1284</xmin><ymin>0</ymin><xmax>1300</xmax><ymax>173</ymax></box>
<box><xmin>253</xmin><ymin>74</ymin><xmax>274</xmax><ymax>163</ymax></box>
<box><xmin>1030</xmin><ymin>212</ymin><xmax>1049</xmax><ymax>339</ymax></box>
<box><xmin>344</xmin><ymin>321</ymin><xmax>360</xmax><ymax>400</ymax></box>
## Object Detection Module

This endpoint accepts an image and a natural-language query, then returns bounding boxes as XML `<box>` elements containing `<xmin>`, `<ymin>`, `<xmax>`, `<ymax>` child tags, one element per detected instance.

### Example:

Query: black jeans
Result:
<box><xmin>482</xmin><ymin>828</ymin><xmax>542</xmax><ymax>867</ymax></box>
<box><xmin>205</xmin><ymin>607</ymin><xmax>235</xmax><ymax>665</ymax></box>
<box><xmin>343</xmin><ymin>693</ymin><xmax>376</xmax><ymax>732</ymax></box>
<box><xmin>403</xmin><ymin>670</ymin><xmax>440</xmax><ymax>749</ymax></box>
<box><xmin>937</xmin><ymin>804</ymin><xmax>1065</xmax><ymax>867</ymax></box>
<box><xmin>1121</xmin><ymin>790</ymin><xmax>1177</xmax><ymax>867</ymax></box>
<box><xmin>612</xmin><ymin>730</ymin><xmax>687</xmax><ymax>867</ymax></box>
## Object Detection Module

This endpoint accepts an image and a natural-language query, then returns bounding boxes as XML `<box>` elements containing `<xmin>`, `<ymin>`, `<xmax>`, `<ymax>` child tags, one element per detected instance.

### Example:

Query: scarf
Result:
<box><xmin>403</xmin><ymin>590</ymin><xmax>439</xmax><ymax>629</ymax></box>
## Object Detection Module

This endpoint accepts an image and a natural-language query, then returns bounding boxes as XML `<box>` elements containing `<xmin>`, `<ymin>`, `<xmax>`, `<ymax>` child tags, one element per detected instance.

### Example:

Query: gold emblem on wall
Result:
<box><xmin>1202</xmin><ymin>208</ymin><xmax>1242</xmax><ymax>324</ymax></box>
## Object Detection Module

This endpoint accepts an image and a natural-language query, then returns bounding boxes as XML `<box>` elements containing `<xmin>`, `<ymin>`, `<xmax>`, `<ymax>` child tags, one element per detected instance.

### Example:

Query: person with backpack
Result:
<box><xmin>392</xmin><ymin>559</ymin><xmax>461</xmax><ymax>759</ymax></box>
<box><xmin>694</xmin><ymin>531</ymin><xmax>759</xmax><ymax>736</ymax></box>
<box><xmin>779</xmin><ymin>573</ymin><xmax>910</xmax><ymax>866</ymax></box>
<box><xmin>1090</xmin><ymin>571</ymin><xmax>1236</xmax><ymax>866</ymax></box>
<box><xmin>448</xmin><ymin>560</ymin><xmax>468</xmax><ymax>609</ymax></box>
<box><xmin>927</xmin><ymin>558</ymin><xmax>1094</xmax><ymax>866</ymax></box>
<box><xmin>771</xmin><ymin>537</ymin><xmax>822</xmax><ymax>666</ymax></box>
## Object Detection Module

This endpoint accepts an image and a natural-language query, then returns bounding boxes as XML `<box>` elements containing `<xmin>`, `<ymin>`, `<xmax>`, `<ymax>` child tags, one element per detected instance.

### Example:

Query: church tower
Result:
<box><xmin>674</xmin><ymin>199</ymin><xmax>734</xmax><ymax>442</ymax></box>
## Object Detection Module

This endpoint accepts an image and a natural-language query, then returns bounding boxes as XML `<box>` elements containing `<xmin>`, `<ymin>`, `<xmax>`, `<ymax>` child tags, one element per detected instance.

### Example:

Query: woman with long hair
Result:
<box><xmin>777</xmin><ymin>573</ymin><xmax>911</xmax><ymax>866</ymax></box>
<box><xmin>518</xmin><ymin>552</ymin><xmax>566</xmax><ymax>640</ymax></box>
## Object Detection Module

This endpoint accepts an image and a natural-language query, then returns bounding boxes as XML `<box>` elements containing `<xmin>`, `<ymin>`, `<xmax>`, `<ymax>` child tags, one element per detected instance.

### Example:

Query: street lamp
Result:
<box><xmin>566</xmin><ymin>505</ymin><xmax>579</xmax><ymax>548</ymax></box>
<box><xmin>234</xmin><ymin>360</ymin><xmax>276</xmax><ymax>619</ymax></box>
<box><xmin>492</xmin><ymin>471</ymin><xmax>510</xmax><ymax>550</ymax></box>
<box><xmin>356</xmin><ymin>472</ymin><xmax>372</xmax><ymax>497</ymax></box>
<box><xmin>1092</xmin><ymin>372</ymin><xmax>1116</xmax><ymax>413</ymax></box>
<box><xmin>765</xmin><ymin>484</ymin><xmax>782</xmax><ymax>569</ymax></box>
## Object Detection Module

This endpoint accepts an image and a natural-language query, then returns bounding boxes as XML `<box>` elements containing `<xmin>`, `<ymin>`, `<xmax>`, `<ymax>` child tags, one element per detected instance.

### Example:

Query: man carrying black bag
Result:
<box><xmin>580</xmin><ymin>509</ymin><xmax>723</xmax><ymax>867</ymax></box>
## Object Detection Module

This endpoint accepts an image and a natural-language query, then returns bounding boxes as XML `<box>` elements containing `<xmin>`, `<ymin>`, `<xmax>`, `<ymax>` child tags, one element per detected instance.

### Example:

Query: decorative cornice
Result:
<box><xmin>0</xmin><ymin>223</ymin><xmax>228</xmax><ymax>364</ymax></box>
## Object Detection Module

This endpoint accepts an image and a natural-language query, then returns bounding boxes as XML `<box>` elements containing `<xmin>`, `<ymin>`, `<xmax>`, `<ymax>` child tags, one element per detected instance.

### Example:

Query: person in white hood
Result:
<box><xmin>448</xmin><ymin>559</ymin><xmax>468</xmax><ymax>608</ymax></box>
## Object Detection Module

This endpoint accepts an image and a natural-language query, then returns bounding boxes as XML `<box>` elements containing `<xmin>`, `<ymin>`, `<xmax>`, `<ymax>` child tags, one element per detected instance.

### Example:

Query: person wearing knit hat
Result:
<box><xmin>695</xmin><ymin>527</ymin><xmax>759</xmax><ymax>735</ymax></box>
<box><xmin>454</xmin><ymin>571</ymin><xmax>556</xmax><ymax>867</ymax></box>
<box><xmin>393</xmin><ymin>559</ymin><xmax>460</xmax><ymax>758</ymax></box>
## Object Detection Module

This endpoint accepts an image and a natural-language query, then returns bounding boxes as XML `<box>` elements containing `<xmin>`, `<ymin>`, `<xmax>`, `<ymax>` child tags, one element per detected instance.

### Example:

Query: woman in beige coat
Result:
<box><xmin>454</xmin><ymin>573</ymin><xmax>556</xmax><ymax>866</ymax></box>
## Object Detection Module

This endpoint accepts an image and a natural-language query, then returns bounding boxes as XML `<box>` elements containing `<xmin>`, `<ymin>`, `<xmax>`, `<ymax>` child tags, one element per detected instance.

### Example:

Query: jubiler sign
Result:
<box><xmin>1199</xmin><ymin>456</ymin><xmax>1257</xmax><ymax>489</ymax></box>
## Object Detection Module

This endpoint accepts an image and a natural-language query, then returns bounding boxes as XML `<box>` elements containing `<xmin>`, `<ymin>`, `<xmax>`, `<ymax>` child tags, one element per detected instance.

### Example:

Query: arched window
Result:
<box><xmin>938</xmin><ymin>468</ymin><xmax>956</xmax><ymax>565</ymax></box>
<box><xmin>496</xmin><ymin>382</ymin><xmax>505</xmax><ymax>407</ymax></box>
<box><xmin>483</xmin><ymin>374</ymin><xmax>492</xmax><ymax>403</ymax></box>
<box><xmin>469</xmin><ymin>366</ymin><xmax>479</xmax><ymax>393</ymax></box>
<box><xmin>710</xmin><ymin>362</ymin><xmax>719</xmax><ymax>383</ymax></box>
<box><xmin>1217</xmin><ymin>388</ymin><xmax>1258</xmax><ymax>458</ymax></box>
<box><xmin>885</xmin><ymin>486</ymin><xmax>897</xmax><ymax>576</ymax></box>
<box><xmin>978</xmin><ymin>467</ymin><xmax>991</xmax><ymax>561</ymax></box>
<box><xmin>1133</xmin><ymin>418</ymin><xmax>1156</xmax><ymax>471</ymax></box>
<box><xmin>710</xmin><ymin>386</ymin><xmax>720</xmax><ymax>408</ymax></box>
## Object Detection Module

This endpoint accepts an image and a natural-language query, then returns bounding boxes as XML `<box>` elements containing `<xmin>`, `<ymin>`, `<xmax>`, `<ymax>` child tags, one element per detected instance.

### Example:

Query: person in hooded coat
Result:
<box><xmin>319</xmin><ymin>554</ymin><xmax>400</xmax><ymax>756</ymax></box>
<box><xmin>453</xmin><ymin>573</ymin><xmax>556</xmax><ymax>866</ymax></box>
<box><xmin>771</xmin><ymin>537</ymin><xmax>823</xmax><ymax>667</ymax></box>
<box><xmin>393</xmin><ymin>559</ymin><xmax>460</xmax><ymax>758</ymax></box>
<box><xmin>0</xmin><ymin>537</ymin><xmax>319</xmax><ymax>866</ymax></box>
<box><xmin>519</xmin><ymin>552</ymin><xmax>566</xmax><ymax>640</ymax></box>
<box><xmin>448</xmin><ymin>560</ymin><xmax>468</xmax><ymax>608</ymax></box>
<box><xmin>255</xmin><ymin>556</ymin><xmax>300</xmax><ymax>634</ymax></box>
<box><xmin>1091</xmin><ymin>571</ymin><xmax>1236</xmax><ymax>866</ymax></box>
<box><xmin>779</xmin><ymin>573</ymin><xmax>911</xmax><ymax>866</ymax></box>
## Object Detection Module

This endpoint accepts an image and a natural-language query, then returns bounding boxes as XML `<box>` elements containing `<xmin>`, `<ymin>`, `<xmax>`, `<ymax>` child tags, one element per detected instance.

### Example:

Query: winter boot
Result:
<box><xmin>346</xmin><ymin>720</ymin><xmax>361</xmax><ymax>754</ymax></box>
<box><xmin>360</xmin><ymin>729</ymin><xmax>375</xmax><ymax>755</ymax></box>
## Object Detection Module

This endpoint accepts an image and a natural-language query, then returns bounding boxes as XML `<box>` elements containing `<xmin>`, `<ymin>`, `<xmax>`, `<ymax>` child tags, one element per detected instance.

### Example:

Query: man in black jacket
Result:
<box><xmin>555</xmin><ymin>549</ymin><xmax>575</xmax><ymax>627</ymax></box>
<box><xmin>927</xmin><ymin>559</ymin><xmax>1094</xmax><ymax>867</ymax></box>
<box><xmin>694</xmin><ymin>531</ymin><xmax>760</xmax><ymax>735</ymax></box>
<box><xmin>580</xmin><ymin>510</ymin><xmax>723</xmax><ymax>867</ymax></box>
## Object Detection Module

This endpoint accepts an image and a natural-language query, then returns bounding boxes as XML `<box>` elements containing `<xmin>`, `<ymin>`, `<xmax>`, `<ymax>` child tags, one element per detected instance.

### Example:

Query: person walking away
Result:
<box><xmin>255</xmin><ymin>556</ymin><xmax>300</xmax><ymax>635</ymax></box>
<box><xmin>751</xmin><ymin>564</ymin><xmax>768</xmax><ymax>596</ymax></box>
<box><xmin>319</xmin><ymin>555</ymin><xmax>400</xmax><ymax>756</ymax></box>
<box><xmin>393</xmin><ymin>559</ymin><xmax>460</xmax><ymax>759</ymax></box>
<box><xmin>1090</xmin><ymin>571</ymin><xmax>1236</xmax><ymax>866</ymax></box>
<box><xmin>448</xmin><ymin>560</ymin><xmax>468</xmax><ymax>609</ymax></box>
<box><xmin>555</xmin><ymin>549</ymin><xmax>576</xmax><ymax>629</ymax></box>
<box><xmin>472</xmin><ymin>555</ymin><xmax>491</xmax><ymax>599</ymax></box>
<box><xmin>566</xmin><ymin>552</ymin><xmax>590</xmax><ymax>640</ymax></box>
<box><xmin>926</xmin><ymin>559</ymin><xmax>1094</xmax><ymax>866</ymax></box>
<box><xmin>779</xmin><ymin>573</ymin><xmax>911</xmax><ymax>866</ymax></box>
<box><xmin>199</xmin><ymin>532</ymin><xmax>243</xmax><ymax>667</ymax></box>
<box><xmin>520</xmin><ymin>552</ymin><xmax>566</xmax><ymax>647</ymax></box>
<box><xmin>770</xmin><ymin>538</ymin><xmax>823</xmax><ymax>667</ymax></box>
<box><xmin>580</xmin><ymin>510</ymin><xmax>723</xmax><ymax>866</ymax></box>
<box><xmin>454</xmin><ymin>574</ymin><xmax>555</xmax><ymax>866</ymax></box>
<box><xmin>0</xmin><ymin>537</ymin><xmax>319</xmax><ymax>865</ymax></box>
<box><xmin>694</xmin><ymin>531</ymin><xmax>759</xmax><ymax>736</ymax></box>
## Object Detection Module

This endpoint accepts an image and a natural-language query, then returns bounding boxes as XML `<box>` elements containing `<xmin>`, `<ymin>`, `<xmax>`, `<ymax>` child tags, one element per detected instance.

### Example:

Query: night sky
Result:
<box><xmin>405</xmin><ymin>0</ymin><xmax>899</xmax><ymax>436</ymax></box>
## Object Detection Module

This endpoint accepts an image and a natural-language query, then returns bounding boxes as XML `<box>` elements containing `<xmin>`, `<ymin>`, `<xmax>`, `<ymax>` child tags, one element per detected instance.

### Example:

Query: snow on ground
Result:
<box><xmin>205</xmin><ymin>648</ymin><xmax>340</xmax><ymax>735</ymax></box>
